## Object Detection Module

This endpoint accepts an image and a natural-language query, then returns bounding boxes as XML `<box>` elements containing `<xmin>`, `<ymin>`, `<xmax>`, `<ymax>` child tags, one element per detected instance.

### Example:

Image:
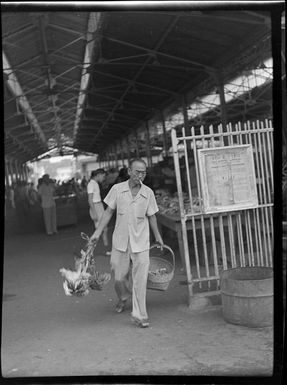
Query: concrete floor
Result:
<box><xmin>2</xmin><ymin>216</ymin><xmax>273</xmax><ymax>378</ymax></box>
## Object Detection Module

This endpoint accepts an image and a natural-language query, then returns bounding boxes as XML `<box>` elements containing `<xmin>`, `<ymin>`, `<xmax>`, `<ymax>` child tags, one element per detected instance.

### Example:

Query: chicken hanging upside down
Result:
<box><xmin>59</xmin><ymin>233</ymin><xmax>111</xmax><ymax>297</ymax></box>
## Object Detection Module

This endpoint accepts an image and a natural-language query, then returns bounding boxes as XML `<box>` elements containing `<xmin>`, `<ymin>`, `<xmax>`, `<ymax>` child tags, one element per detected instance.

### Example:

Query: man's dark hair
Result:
<box><xmin>90</xmin><ymin>168</ymin><xmax>106</xmax><ymax>178</ymax></box>
<box><xmin>129</xmin><ymin>158</ymin><xmax>147</xmax><ymax>168</ymax></box>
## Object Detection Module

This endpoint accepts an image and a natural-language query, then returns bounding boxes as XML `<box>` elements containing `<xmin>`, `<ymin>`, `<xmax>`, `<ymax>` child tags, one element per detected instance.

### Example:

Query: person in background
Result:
<box><xmin>81</xmin><ymin>176</ymin><xmax>88</xmax><ymax>190</ymax></box>
<box><xmin>114</xmin><ymin>166</ymin><xmax>129</xmax><ymax>184</ymax></box>
<box><xmin>90</xmin><ymin>158</ymin><xmax>163</xmax><ymax>328</ymax></box>
<box><xmin>14</xmin><ymin>180</ymin><xmax>30</xmax><ymax>222</ymax></box>
<box><xmin>104</xmin><ymin>168</ymin><xmax>119</xmax><ymax>191</ymax></box>
<box><xmin>28</xmin><ymin>182</ymin><xmax>39</xmax><ymax>206</ymax></box>
<box><xmin>38</xmin><ymin>174</ymin><xmax>58</xmax><ymax>236</ymax></box>
<box><xmin>37</xmin><ymin>178</ymin><xmax>43</xmax><ymax>190</ymax></box>
<box><xmin>87</xmin><ymin>169</ymin><xmax>111</xmax><ymax>256</ymax></box>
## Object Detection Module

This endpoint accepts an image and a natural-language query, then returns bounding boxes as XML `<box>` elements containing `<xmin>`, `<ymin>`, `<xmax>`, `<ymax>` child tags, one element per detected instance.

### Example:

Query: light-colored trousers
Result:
<box><xmin>110</xmin><ymin>241</ymin><xmax>150</xmax><ymax>321</ymax></box>
<box><xmin>42</xmin><ymin>205</ymin><xmax>57</xmax><ymax>234</ymax></box>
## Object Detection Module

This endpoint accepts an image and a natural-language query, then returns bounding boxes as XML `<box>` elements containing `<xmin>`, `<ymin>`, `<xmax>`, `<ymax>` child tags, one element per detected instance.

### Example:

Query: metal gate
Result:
<box><xmin>171</xmin><ymin>119</ymin><xmax>274</xmax><ymax>304</ymax></box>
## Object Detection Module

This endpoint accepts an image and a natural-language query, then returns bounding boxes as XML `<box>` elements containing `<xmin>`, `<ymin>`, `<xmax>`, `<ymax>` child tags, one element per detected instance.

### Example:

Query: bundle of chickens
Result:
<box><xmin>59</xmin><ymin>233</ymin><xmax>111</xmax><ymax>297</ymax></box>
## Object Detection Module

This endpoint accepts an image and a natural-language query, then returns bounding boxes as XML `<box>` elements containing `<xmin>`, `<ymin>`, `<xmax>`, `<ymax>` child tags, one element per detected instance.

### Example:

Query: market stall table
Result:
<box><xmin>156</xmin><ymin>211</ymin><xmax>231</xmax><ymax>270</ymax></box>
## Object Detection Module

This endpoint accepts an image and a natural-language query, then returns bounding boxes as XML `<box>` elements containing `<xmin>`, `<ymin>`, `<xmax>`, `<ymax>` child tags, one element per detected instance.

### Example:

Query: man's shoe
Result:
<box><xmin>131</xmin><ymin>316</ymin><xmax>149</xmax><ymax>328</ymax></box>
<box><xmin>103</xmin><ymin>245</ymin><xmax>112</xmax><ymax>256</ymax></box>
<box><xmin>115</xmin><ymin>299</ymin><xmax>127</xmax><ymax>313</ymax></box>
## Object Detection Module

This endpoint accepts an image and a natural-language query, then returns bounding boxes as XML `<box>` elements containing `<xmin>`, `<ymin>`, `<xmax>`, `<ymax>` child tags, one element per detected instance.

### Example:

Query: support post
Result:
<box><xmin>126</xmin><ymin>137</ymin><xmax>131</xmax><ymax>164</ymax></box>
<box><xmin>182</xmin><ymin>94</ymin><xmax>191</xmax><ymax>136</ymax></box>
<box><xmin>134</xmin><ymin>128</ymin><xmax>139</xmax><ymax>158</ymax></box>
<box><xmin>121</xmin><ymin>140</ymin><xmax>125</xmax><ymax>166</ymax></box>
<box><xmin>25</xmin><ymin>164</ymin><xmax>29</xmax><ymax>181</ymax></box>
<box><xmin>9</xmin><ymin>160</ymin><xmax>15</xmax><ymax>183</ymax></box>
<box><xmin>161</xmin><ymin>111</ymin><xmax>168</xmax><ymax>158</ymax></box>
<box><xmin>215</xmin><ymin>70</ymin><xmax>228</xmax><ymax>130</ymax></box>
<box><xmin>171</xmin><ymin>128</ymin><xmax>194</xmax><ymax>305</ymax></box>
<box><xmin>114</xmin><ymin>144</ymin><xmax>118</xmax><ymax>168</ymax></box>
<box><xmin>107</xmin><ymin>152</ymin><xmax>110</xmax><ymax>169</ymax></box>
<box><xmin>5</xmin><ymin>161</ymin><xmax>9</xmax><ymax>186</ymax></box>
<box><xmin>21</xmin><ymin>163</ymin><xmax>25</xmax><ymax>181</ymax></box>
<box><xmin>14</xmin><ymin>160</ymin><xmax>19</xmax><ymax>180</ymax></box>
<box><xmin>145</xmin><ymin>121</ymin><xmax>152</xmax><ymax>168</ymax></box>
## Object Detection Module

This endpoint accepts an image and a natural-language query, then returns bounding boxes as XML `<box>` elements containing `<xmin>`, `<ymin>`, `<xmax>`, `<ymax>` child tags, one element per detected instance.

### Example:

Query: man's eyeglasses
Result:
<box><xmin>134</xmin><ymin>170</ymin><xmax>146</xmax><ymax>176</ymax></box>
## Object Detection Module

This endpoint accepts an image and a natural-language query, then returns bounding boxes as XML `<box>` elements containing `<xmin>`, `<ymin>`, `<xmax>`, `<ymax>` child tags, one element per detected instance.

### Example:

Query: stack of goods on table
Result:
<box><xmin>155</xmin><ymin>190</ymin><xmax>202</xmax><ymax>215</ymax></box>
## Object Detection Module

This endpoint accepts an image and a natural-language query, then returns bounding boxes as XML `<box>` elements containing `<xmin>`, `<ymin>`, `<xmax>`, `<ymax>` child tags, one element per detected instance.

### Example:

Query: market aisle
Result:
<box><xmin>2</xmin><ymin>223</ymin><xmax>273</xmax><ymax>377</ymax></box>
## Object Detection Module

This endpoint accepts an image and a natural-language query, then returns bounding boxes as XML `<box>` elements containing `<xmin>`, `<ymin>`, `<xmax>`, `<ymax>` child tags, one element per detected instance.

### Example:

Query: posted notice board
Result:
<box><xmin>198</xmin><ymin>145</ymin><xmax>258</xmax><ymax>214</ymax></box>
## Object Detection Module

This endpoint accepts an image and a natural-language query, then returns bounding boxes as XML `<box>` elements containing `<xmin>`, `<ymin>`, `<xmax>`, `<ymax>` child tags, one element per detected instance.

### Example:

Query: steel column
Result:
<box><xmin>14</xmin><ymin>160</ymin><xmax>20</xmax><ymax>180</ymax></box>
<box><xmin>161</xmin><ymin>111</ymin><xmax>168</xmax><ymax>158</ymax></box>
<box><xmin>126</xmin><ymin>138</ymin><xmax>131</xmax><ymax>164</ymax></box>
<box><xmin>9</xmin><ymin>160</ymin><xmax>15</xmax><ymax>183</ymax></box>
<box><xmin>20</xmin><ymin>162</ymin><xmax>24</xmax><ymax>180</ymax></box>
<box><xmin>182</xmin><ymin>94</ymin><xmax>191</xmax><ymax>136</ymax></box>
<box><xmin>215</xmin><ymin>71</ymin><xmax>228</xmax><ymax>130</ymax></box>
<box><xmin>171</xmin><ymin>128</ymin><xmax>193</xmax><ymax>305</ymax></box>
<box><xmin>120</xmin><ymin>140</ymin><xmax>125</xmax><ymax>166</ymax></box>
<box><xmin>134</xmin><ymin>129</ymin><xmax>139</xmax><ymax>158</ymax></box>
<box><xmin>5</xmin><ymin>161</ymin><xmax>10</xmax><ymax>186</ymax></box>
<box><xmin>3</xmin><ymin>52</ymin><xmax>47</xmax><ymax>148</ymax></box>
<box><xmin>107</xmin><ymin>152</ymin><xmax>110</xmax><ymax>169</ymax></box>
<box><xmin>24</xmin><ymin>164</ymin><xmax>29</xmax><ymax>181</ymax></box>
<box><xmin>114</xmin><ymin>145</ymin><xmax>118</xmax><ymax>168</ymax></box>
<box><xmin>74</xmin><ymin>12</ymin><xmax>102</xmax><ymax>137</ymax></box>
<box><xmin>145</xmin><ymin>121</ymin><xmax>152</xmax><ymax>168</ymax></box>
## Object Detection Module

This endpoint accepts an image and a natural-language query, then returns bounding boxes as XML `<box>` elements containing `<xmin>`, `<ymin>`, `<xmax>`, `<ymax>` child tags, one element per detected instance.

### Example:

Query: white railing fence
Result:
<box><xmin>171</xmin><ymin>119</ymin><xmax>273</xmax><ymax>298</ymax></box>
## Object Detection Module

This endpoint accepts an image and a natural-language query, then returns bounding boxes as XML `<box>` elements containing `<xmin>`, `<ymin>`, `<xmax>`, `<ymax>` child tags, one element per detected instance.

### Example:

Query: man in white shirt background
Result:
<box><xmin>87</xmin><ymin>169</ymin><xmax>111</xmax><ymax>256</ymax></box>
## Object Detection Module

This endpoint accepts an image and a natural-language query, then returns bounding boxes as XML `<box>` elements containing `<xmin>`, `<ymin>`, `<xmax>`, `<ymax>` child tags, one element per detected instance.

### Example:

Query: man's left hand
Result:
<box><xmin>156</xmin><ymin>237</ymin><xmax>164</xmax><ymax>250</ymax></box>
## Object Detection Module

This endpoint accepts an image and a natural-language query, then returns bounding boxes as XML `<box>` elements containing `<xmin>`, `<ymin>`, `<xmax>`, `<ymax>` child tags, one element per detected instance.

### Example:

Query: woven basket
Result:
<box><xmin>147</xmin><ymin>244</ymin><xmax>175</xmax><ymax>291</ymax></box>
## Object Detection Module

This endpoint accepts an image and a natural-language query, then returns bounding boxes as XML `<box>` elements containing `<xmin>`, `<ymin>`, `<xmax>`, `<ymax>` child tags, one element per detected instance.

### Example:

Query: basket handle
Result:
<box><xmin>150</xmin><ymin>243</ymin><xmax>175</xmax><ymax>269</ymax></box>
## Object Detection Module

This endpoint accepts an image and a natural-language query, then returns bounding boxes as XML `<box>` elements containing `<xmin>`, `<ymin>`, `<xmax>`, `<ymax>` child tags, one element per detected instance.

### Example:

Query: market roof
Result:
<box><xmin>3</xmin><ymin>9</ymin><xmax>274</xmax><ymax>163</ymax></box>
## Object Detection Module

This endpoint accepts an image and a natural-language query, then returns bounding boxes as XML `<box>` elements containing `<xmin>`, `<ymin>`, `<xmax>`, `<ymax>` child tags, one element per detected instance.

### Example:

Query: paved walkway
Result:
<box><xmin>2</xmin><ymin>220</ymin><xmax>273</xmax><ymax>378</ymax></box>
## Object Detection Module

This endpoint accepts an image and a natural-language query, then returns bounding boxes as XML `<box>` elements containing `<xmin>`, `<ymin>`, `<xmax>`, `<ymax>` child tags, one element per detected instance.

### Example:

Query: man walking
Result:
<box><xmin>38</xmin><ymin>174</ymin><xmax>58</xmax><ymax>235</ymax></box>
<box><xmin>87</xmin><ymin>169</ymin><xmax>111</xmax><ymax>255</ymax></box>
<box><xmin>91</xmin><ymin>159</ymin><xmax>163</xmax><ymax>328</ymax></box>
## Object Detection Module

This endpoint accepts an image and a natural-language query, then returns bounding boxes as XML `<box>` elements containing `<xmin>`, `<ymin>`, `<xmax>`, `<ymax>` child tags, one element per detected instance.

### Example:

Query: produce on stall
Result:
<box><xmin>155</xmin><ymin>190</ymin><xmax>202</xmax><ymax>215</ymax></box>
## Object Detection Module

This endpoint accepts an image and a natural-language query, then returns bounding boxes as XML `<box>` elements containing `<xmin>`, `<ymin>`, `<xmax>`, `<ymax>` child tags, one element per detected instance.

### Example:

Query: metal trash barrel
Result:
<box><xmin>220</xmin><ymin>267</ymin><xmax>273</xmax><ymax>327</ymax></box>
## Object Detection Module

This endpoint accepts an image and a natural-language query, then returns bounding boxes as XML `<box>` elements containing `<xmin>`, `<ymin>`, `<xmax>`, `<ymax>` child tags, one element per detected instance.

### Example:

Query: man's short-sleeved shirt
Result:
<box><xmin>87</xmin><ymin>179</ymin><xmax>101</xmax><ymax>203</ymax></box>
<box><xmin>104</xmin><ymin>180</ymin><xmax>158</xmax><ymax>252</ymax></box>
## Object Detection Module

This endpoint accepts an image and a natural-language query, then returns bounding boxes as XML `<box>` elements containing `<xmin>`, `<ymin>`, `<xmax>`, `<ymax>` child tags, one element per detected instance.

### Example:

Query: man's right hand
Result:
<box><xmin>90</xmin><ymin>230</ymin><xmax>101</xmax><ymax>242</ymax></box>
